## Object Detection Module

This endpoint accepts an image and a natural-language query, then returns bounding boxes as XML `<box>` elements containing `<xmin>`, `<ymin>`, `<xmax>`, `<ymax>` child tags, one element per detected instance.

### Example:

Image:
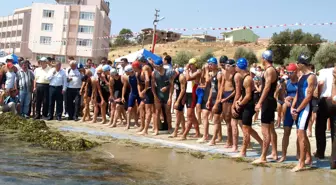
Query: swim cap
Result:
<box><xmin>77</xmin><ymin>63</ymin><xmax>84</xmax><ymax>69</ymax></box>
<box><xmin>154</xmin><ymin>59</ymin><xmax>163</xmax><ymax>66</ymax></box>
<box><xmin>286</xmin><ymin>63</ymin><xmax>297</xmax><ymax>71</ymax></box>
<box><xmin>132</xmin><ymin>61</ymin><xmax>141</xmax><ymax>69</ymax></box>
<box><xmin>110</xmin><ymin>68</ymin><xmax>118</xmax><ymax>75</ymax></box>
<box><xmin>137</xmin><ymin>55</ymin><xmax>147</xmax><ymax>63</ymax></box>
<box><xmin>188</xmin><ymin>58</ymin><xmax>197</xmax><ymax>65</ymax></box>
<box><xmin>297</xmin><ymin>54</ymin><xmax>310</xmax><ymax>65</ymax></box>
<box><xmin>237</xmin><ymin>58</ymin><xmax>248</xmax><ymax>70</ymax></box>
<box><xmin>262</xmin><ymin>50</ymin><xmax>273</xmax><ymax>62</ymax></box>
<box><xmin>219</xmin><ymin>56</ymin><xmax>228</xmax><ymax>63</ymax></box>
<box><xmin>102</xmin><ymin>64</ymin><xmax>111</xmax><ymax>72</ymax></box>
<box><xmin>178</xmin><ymin>67</ymin><xmax>184</xmax><ymax>74</ymax></box>
<box><xmin>225</xmin><ymin>59</ymin><xmax>236</xmax><ymax>65</ymax></box>
<box><xmin>124</xmin><ymin>65</ymin><xmax>133</xmax><ymax>72</ymax></box>
<box><xmin>207</xmin><ymin>57</ymin><xmax>218</xmax><ymax>65</ymax></box>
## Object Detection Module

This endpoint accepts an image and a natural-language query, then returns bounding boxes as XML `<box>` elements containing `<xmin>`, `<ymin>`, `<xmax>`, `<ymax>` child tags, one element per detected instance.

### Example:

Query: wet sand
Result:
<box><xmin>47</xmin><ymin>113</ymin><xmax>333</xmax><ymax>170</ymax></box>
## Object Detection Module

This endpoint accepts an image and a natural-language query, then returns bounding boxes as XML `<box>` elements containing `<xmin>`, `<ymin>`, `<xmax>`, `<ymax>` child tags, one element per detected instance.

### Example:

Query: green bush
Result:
<box><xmin>233</xmin><ymin>47</ymin><xmax>258</xmax><ymax>65</ymax></box>
<box><xmin>283</xmin><ymin>46</ymin><xmax>312</xmax><ymax>65</ymax></box>
<box><xmin>268</xmin><ymin>29</ymin><xmax>323</xmax><ymax>65</ymax></box>
<box><xmin>172</xmin><ymin>51</ymin><xmax>195</xmax><ymax>67</ymax></box>
<box><xmin>197</xmin><ymin>49</ymin><xmax>214</xmax><ymax>67</ymax></box>
<box><xmin>312</xmin><ymin>43</ymin><xmax>336</xmax><ymax>70</ymax></box>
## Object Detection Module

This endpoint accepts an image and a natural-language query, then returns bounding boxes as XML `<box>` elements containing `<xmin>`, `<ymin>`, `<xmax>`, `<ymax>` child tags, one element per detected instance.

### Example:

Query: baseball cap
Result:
<box><xmin>39</xmin><ymin>57</ymin><xmax>48</xmax><ymax>62</ymax></box>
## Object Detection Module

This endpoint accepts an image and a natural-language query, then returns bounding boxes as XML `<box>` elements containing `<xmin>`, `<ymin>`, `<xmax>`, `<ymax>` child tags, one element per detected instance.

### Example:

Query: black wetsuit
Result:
<box><xmin>260</xmin><ymin>66</ymin><xmax>278</xmax><ymax>123</ymax></box>
<box><xmin>174</xmin><ymin>73</ymin><xmax>186</xmax><ymax>111</ymax></box>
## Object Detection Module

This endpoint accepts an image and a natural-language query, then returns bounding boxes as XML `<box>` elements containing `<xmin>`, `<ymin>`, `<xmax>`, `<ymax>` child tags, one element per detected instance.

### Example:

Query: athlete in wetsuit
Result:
<box><xmin>180</xmin><ymin>58</ymin><xmax>202</xmax><ymax>140</ymax></box>
<box><xmin>278</xmin><ymin>63</ymin><xmax>299</xmax><ymax>163</ymax></box>
<box><xmin>290</xmin><ymin>54</ymin><xmax>316</xmax><ymax>172</ymax></box>
<box><xmin>170</xmin><ymin>67</ymin><xmax>187</xmax><ymax>138</ymax></box>
<box><xmin>253</xmin><ymin>50</ymin><xmax>279</xmax><ymax>164</ymax></box>
<box><xmin>93</xmin><ymin>66</ymin><xmax>110</xmax><ymax>124</ymax></box>
<box><xmin>152</xmin><ymin>59</ymin><xmax>175</xmax><ymax>135</ymax></box>
<box><xmin>233</xmin><ymin>58</ymin><xmax>262</xmax><ymax>157</ymax></box>
<box><xmin>205</xmin><ymin>58</ymin><xmax>224</xmax><ymax>146</ymax></box>
<box><xmin>221</xmin><ymin>59</ymin><xmax>237</xmax><ymax>148</ymax></box>
<box><xmin>108</xmin><ymin>68</ymin><xmax>127</xmax><ymax>128</ymax></box>
<box><xmin>136</xmin><ymin>57</ymin><xmax>155</xmax><ymax>135</ymax></box>
<box><xmin>122</xmin><ymin>65</ymin><xmax>141</xmax><ymax>130</ymax></box>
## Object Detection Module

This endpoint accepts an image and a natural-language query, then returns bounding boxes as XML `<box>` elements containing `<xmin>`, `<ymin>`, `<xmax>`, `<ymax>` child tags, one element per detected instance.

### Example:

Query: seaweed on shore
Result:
<box><xmin>0</xmin><ymin>113</ymin><xmax>99</xmax><ymax>151</ymax></box>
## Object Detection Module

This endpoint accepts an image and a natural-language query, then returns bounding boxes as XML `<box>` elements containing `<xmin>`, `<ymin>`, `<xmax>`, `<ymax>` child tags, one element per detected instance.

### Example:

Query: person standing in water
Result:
<box><xmin>151</xmin><ymin>59</ymin><xmax>175</xmax><ymax>135</ymax></box>
<box><xmin>290</xmin><ymin>54</ymin><xmax>316</xmax><ymax>172</ymax></box>
<box><xmin>278</xmin><ymin>63</ymin><xmax>299</xmax><ymax>162</ymax></box>
<box><xmin>253</xmin><ymin>50</ymin><xmax>279</xmax><ymax>164</ymax></box>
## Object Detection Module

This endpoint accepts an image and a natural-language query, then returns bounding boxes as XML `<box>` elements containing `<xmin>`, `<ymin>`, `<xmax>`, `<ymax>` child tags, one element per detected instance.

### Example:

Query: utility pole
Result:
<box><xmin>151</xmin><ymin>9</ymin><xmax>165</xmax><ymax>53</ymax></box>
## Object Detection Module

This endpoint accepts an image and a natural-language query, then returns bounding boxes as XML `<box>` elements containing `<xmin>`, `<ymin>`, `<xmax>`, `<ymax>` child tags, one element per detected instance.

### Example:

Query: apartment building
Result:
<box><xmin>0</xmin><ymin>7</ymin><xmax>32</xmax><ymax>58</ymax></box>
<box><xmin>0</xmin><ymin>0</ymin><xmax>111</xmax><ymax>63</ymax></box>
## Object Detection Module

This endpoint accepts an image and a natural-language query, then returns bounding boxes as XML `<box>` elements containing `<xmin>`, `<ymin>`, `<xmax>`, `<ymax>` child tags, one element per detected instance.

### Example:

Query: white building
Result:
<box><xmin>1</xmin><ymin>0</ymin><xmax>111</xmax><ymax>64</ymax></box>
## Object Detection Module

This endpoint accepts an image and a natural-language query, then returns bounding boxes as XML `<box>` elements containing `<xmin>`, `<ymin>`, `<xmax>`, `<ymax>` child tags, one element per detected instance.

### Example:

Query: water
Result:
<box><xmin>1</xmin><ymin>133</ymin><xmax>336</xmax><ymax>185</ymax></box>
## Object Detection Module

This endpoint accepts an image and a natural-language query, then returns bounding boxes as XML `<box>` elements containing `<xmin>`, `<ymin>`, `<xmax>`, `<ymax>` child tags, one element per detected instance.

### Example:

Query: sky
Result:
<box><xmin>2</xmin><ymin>0</ymin><xmax>336</xmax><ymax>41</ymax></box>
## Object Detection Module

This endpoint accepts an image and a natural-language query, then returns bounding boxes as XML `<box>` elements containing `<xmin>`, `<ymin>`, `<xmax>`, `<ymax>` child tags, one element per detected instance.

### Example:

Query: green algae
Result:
<box><xmin>0</xmin><ymin>113</ymin><xmax>99</xmax><ymax>151</ymax></box>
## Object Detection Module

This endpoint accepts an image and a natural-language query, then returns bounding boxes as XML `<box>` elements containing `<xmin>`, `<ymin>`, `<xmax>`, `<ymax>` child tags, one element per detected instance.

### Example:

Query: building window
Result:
<box><xmin>18</xmin><ymin>19</ymin><xmax>23</xmax><ymax>25</ymax></box>
<box><xmin>77</xmin><ymin>57</ymin><xmax>88</xmax><ymax>64</ymax></box>
<box><xmin>17</xmin><ymin>30</ymin><xmax>22</xmax><ymax>36</ymax></box>
<box><xmin>15</xmin><ymin>42</ymin><xmax>21</xmax><ymax>48</ymax></box>
<box><xmin>78</xmin><ymin>25</ymin><xmax>93</xmax><ymax>34</ymax></box>
<box><xmin>64</xmin><ymin>12</ymin><xmax>69</xmax><ymax>19</ymax></box>
<box><xmin>43</xmin><ymin>10</ymin><xmax>54</xmax><ymax>18</ymax></box>
<box><xmin>40</xmin><ymin>36</ymin><xmax>52</xmax><ymax>45</ymax></box>
<box><xmin>41</xmin><ymin>23</ymin><xmax>53</xmax><ymax>31</ymax></box>
<box><xmin>62</xmin><ymin>40</ymin><xmax>67</xmax><ymax>46</ymax></box>
<box><xmin>76</xmin><ymin>39</ymin><xmax>92</xmax><ymax>47</ymax></box>
<box><xmin>63</xmin><ymin>25</ymin><xmax>67</xmax><ymax>32</ymax></box>
<box><xmin>80</xmin><ymin>12</ymin><xmax>95</xmax><ymax>20</ymax></box>
<box><xmin>11</xmin><ymin>31</ymin><xmax>16</xmax><ymax>37</ymax></box>
<box><xmin>36</xmin><ymin>54</ymin><xmax>50</xmax><ymax>61</ymax></box>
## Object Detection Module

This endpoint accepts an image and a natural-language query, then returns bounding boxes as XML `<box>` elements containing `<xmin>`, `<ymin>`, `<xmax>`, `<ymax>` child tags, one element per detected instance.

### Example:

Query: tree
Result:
<box><xmin>173</xmin><ymin>51</ymin><xmax>195</xmax><ymax>67</ymax></box>
<box><xmin>114</xmin><ymin>28</ymin><xmax>133</xmax><ymax>47</ymax></box>
<box><xmin>283</xmin><ymin>46</ymin><xmax>312</xmax><ymax>65</ymax></box>
<box><xmin>312</xmin><ymin>43</ymin><xmax>336</xmax><ymax>70</ymax></box>
<box><xmin>233</xmin><ymin>47</ymin><xmax>258</xmax><ymax>65</ymax></box>
<box><xmin>268</xmin><ymin>29</ymin><xmax>323</xmax><ymax>65</ymax></box>
<box><xmin>197</xmin><ymin>49</ymin><xmax>214</xmax><ymax>67</ymax></box>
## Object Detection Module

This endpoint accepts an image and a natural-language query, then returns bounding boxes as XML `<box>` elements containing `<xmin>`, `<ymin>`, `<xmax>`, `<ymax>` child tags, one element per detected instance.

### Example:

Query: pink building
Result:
<box><xmin>0</xmin><ymin>0</ymin><xmax>111</xmax><ymax>64</ymax></box>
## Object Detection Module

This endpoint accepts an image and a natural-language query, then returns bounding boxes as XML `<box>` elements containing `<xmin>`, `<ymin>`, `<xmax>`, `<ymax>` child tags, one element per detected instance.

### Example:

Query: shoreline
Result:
<box><xmin>46</xmin><ymin>118</ymin><xmax>334</xmax><ymax>171</ymax></box>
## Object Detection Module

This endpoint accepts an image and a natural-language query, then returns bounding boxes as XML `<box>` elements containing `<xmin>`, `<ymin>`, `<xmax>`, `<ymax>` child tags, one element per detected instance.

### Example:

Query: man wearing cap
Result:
<box><xmin>46</xmin><ymin>61</ymin><xmax>67</xmax><ymax>121</ymax></box>
<box><xmin>16</xmin><ymin>60</ymin><xmax>34</xmax><ymax>118</ymax></box>
<box><xmin>253</xmin><ymin>50</ymin><xmax>279</xmax><ymax>164</ymax></box>
<box><xmin>290</xmin><ymin>54</ymin><xmax>316</xmax><ymax>172</ymax></box>
<box><xmin>152</xmin><ymin>59</ymin><xmax>175</xmax><ymax>135</ymax></box>
<box><xmin>220</xmin><ymin>59</ymin><xmax>237</xmax><ymax>148</ymax></box>
<box><xmin>0</xmin><ymin>56</ymin><xmax>18</xmax><ymax>90</ymax></box>
<box><xmin>34</xmin><ymin>57</ymin><xmax>51</xmax><ymax>119</ymax></box>
<box><xmin>278</xmin><ymin>63</ymin><xmax>299</xmax><ymax>163</ymax></box>
<box><xmin>66</xmin><ymin>60</ymin><xmax>83</xmax><ymax>121</ymax></box>
<box><xmin>180</xmin><ymin>58</ymin><xmax>201</xmax><ymax>140</ymax></box>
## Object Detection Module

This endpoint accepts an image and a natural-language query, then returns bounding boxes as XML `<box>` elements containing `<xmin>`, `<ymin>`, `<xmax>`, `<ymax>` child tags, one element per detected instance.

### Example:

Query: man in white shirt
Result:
<box><xmin>118</xmin><ymin>58</ymin><xmax>128</xmax><ymax>76</ymax></box>
<box><xmin>34</xmin><ymin>57</ymin><xmax>51</xmax><ymax>119</ymax></box>
<box><xmin>315</xmin><ymin>63</ymin><xmax>336</xmax><ymax>159</ymax></box>
<box><xmin>66</xmin><ymin>60</ymin><xmax>82</xmax><ymax>121</ymax></box>
<box><xmin>47</xmin><ymin>61</ymin><xmax>67</xmax><ymax>121</ymax></box>
<box><xmin>86</xmin><ymin>59</ymin><xmax>96</xmax><ymax>75</ymax></box>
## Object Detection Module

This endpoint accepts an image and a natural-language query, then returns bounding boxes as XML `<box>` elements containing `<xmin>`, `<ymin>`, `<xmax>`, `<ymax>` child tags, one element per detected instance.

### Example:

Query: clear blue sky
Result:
<box><xmin>2</xmin><ymin>0</ymin><xmax>336</xmax><ymax>41</ymax></box>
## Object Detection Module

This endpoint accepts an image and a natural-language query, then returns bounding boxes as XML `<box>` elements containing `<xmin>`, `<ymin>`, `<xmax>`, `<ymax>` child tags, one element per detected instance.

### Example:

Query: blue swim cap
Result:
<box><xmin>237</xmin><ymin>58</ymin><xmax>248</xmax><ymax>70</ymax></box>
<box><xmin>262</xmin><ymin>50</ymin><xmax>273</xmax><ymax>62</ymax></box>
<box><xmin>102</xmin><ymin>64</ymin><xmax>111</xmax><ymax>72</ymax></box>
<box><xmin>178</xmin><ymin>67</ymin><xmax>184</xmax><ymax>74</ymax></box>
<box><xmin>154</xmin><ymin>59</ymin><xmax>163</xmax><ymax>66</ymax></box>
<box><xmin>77</xmin><ymin>63</ymin><xmax>84</xmax><ymax>69</ymax></box>
<box><xmin>207</xmin><ymin>57</ymin><xmax>218</xmax><ymax>65</ymax></box>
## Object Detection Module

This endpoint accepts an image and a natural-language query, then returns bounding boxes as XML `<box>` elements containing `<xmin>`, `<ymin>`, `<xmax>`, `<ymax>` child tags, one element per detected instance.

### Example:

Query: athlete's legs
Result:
<box><xmin>166</xmin><ymin>104</ymin><xmax>172</xmax><ymax>130</ymax></box>
<box><xmin>278</xmin><ymin>127</ymin><xmax>292</xmax><ymax>162</ymax></box>
<box><xmin>197</xmin><ymin>110</ymin><xmax>210</xmax><ymax>142</ymax></box>
<box><xmin>292</xmin><ymin>130</ymin><xmax>310</xmax><ymax>172</ymax></box>
<box><xmin>252</xmin><ymin>123</ymin><xmax>271</xmax><ymax>164</ymax></box>
<box><xmin>181</xmin><ymin>108</ymin><xmax>196</xmax><ymax>140</ymax></box>
<box><xmin>208</xmin><ymin>112</ymin><xmax>221</xmax><ymax>145</ymax></box>
<box><xmin>137</xmin><ymin>102</ymin><xmax>145</xmax><ymax>132</ymax></box>
<box><xmin>106</xmin><ymin>102</ymin><xmax>116</xmax><ymax>125</ymax></box>
<box><xmin>153</xmin><ymin>102</ymin><xmax>162</xmax><ymax>135</ymax></box>
<box><xmin>239</xmin><ymin>125</ymin><xmax>250</xmax><ymax>157</ymax></box>
<box><xmin>92</xmin><ymin>103</ymin><xmax>100</xmax><ymax>123</ymax></box>
<box><xmin>110</xmin><ymin>104</ymin><xmax>122</xmax><ymax>127</ymax></box>
<box><xmin>196</xmin><ymin>104</ymin><xmax>202</xmax><ymax>125</ymax></box>
<box><xmin>231</xmin><ymin>119</ymin><xmax>239</xmax><ymax>152</ymax></box>
<box><xmin>223</xmin><ymin>102</ymin><xmax>233</xmax><ymax>147</ymax></box>
<box><xmin>139</xmin><ymin>104</ymin><xmax>153</xmax><ymax>135</ymax></box>
<box><xmin>269</xmin><ymin>122</ymin><xmax>278</xmax><ymax>160</ymax></box>
<box><xmin>276</xmin><ymin>103</ymin><xmax>282</xmax><ymax>128</ymax></box>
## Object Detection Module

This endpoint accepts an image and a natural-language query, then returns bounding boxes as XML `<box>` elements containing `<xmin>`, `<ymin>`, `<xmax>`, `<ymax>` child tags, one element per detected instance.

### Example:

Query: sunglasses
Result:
<box><xmin>286</xmin><ymin>71</ymin><xmax>294</xmax><ymax>75</ymax></box>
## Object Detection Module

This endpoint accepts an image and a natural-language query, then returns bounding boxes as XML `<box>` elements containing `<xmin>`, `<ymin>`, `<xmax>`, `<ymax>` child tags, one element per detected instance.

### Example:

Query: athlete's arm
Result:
<box><xmin>176</xmin><ymin>74</ymin><xmax>186</xmax><ymax>104</ymax></box>
<box><xmin>216</xmin><ymin>72</ymin><xmax>223</xmax><ymax>101</ymax></box>
<box><xmin>109</xmin><ymin>77</ymin><xmax>115</xmax><ymax>99</ymax></box>
<box><xmin>257</xmin><ymin>68</ymin><xmax>275</xmax><ymax>106</ymax></box>
<box><xmin>151</xmin><ymin>71</ymin><xmax>159</xmax><ymax>100</ymax></box>
<box><xmin>185</xmin><ymin>69</ymin><xmax>201</xmax><ymax>81</ymax></box>
<box><xmin>121</xmin><ymin>76</ymin><xmax>127</xmax><ymax>102</ymax></box>
<box><xmin>239</xmin><ymin>76</ymin><xmax>253</xmax><ymax>106</ymax></box>
<box><xmin>296</xmin><ymin>75</ymin><xmax>317</xmax><ymax>112</ymax></box>
<box><xmin>274</xmin><ymin>83</ymin><xmax>280</xmax><ymax>100</ymax></box>
<box><xmin>233</xmin><ymin>73</ymin><xmax>242</xmax><ymax>103</ymax></box>
<box><xmin>143</xmin><ymin>66</ymin><xmax>151</xmax><ymax>93</ymax></box>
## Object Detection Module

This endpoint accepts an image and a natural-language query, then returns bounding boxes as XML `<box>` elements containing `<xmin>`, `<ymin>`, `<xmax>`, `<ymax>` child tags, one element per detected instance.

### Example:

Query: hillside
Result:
<box><xmin>108</xmin><ymin>39</ymin><xmax>269</xmax><ymax>61</ymax></box>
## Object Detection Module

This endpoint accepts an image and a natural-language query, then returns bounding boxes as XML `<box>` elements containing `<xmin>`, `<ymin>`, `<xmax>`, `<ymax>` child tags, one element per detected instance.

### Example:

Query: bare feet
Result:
<box><xmin>305</xmin><ymin>159</ymin><xmax>312</xmax><ymax>166</ymax></box>
<box><xmin>224</xmin><ymin>144</ymin><xmax>233</xmax><ymax>149</ymax></box>
<box><xmin>168</xmin><ymin>132</ymin><xmax>178</xmax><ymax>138</ymax></box>
<box><xmin>196</xmin><ymin>137</ymin><xmax>208</xmax><ymax>143</ymax></box>
<box><xmin>124</xmin><ymin>125</ymin><xmax>130</xmax><ymax>130</ymax></box>
<box><xmin>215</xmin><ymin>138</ymin><xmax>222</xmax><ymax>143</ymax></box>
<box><xmin>230</xmin><ymin>147</ymin><xmax>239</xmax><ymax>153</ymax></box>
<box><xmin>233</xmin><ymin>153</ymin><xmax>246</xmax><ymax>158</ymax></box>
<box><xmin>109</xmin><ymin>124</ymin><xmax>117</xmax><ymax>128</ymax></box>
<box><xmin>207</xmin><ymin>141</ymin><xmax>215</xmax><ymax>146</ymax></box>
<box><xmin>266</xmin><ymin>154</ymin><xmax>278</xmax><ymax>161</ymax></box>
<box><xmin>99</xmin><ymin>120</ymin><xmax>107</xmax><ymax>125</ymax></box>
<box><xmin>191</xmin><ymin>134</ymin><xmax>201</xmax><ymax>138</ymax></box>
<box><xmin>152</xmin><ymin>132</ymin><xmax>159</xmax><ymax>136</ymax></box>
<box><xmin>277</xmin><ymin>157</ymin><xmax>286</xmax><ymax>163</ymax></box>
<box><xmin>138</xmin><ymin>130</ymin><xmax>148</xmax><ymax>136</ymax></box>
<box><xmin>137</xmin><ymin>127</ymin><xmax>144</xmax><ymax>132</ymax></box>
<box><xmin>252</xmin><ymin>158</ymin><xmax>267</xmax><ymax>164</ymax></box>
<box><xmin>178</xmin><ymin>130</ymin><xmax>185</xmax><ymax>135</ymax></box>
<box><xmin>91</xmin><ymin>120</ymin><xmax>97</xmax><ymax>124</ymax></box>
<box><xmin>178</xmin><ymin>137</ymin><xmax>187</xmax><ymax>141</ymax></box>
<box><xmin>291</xmin><ymin>165</ymin><xmax>304</xmax><ymax>172</ymax></box>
